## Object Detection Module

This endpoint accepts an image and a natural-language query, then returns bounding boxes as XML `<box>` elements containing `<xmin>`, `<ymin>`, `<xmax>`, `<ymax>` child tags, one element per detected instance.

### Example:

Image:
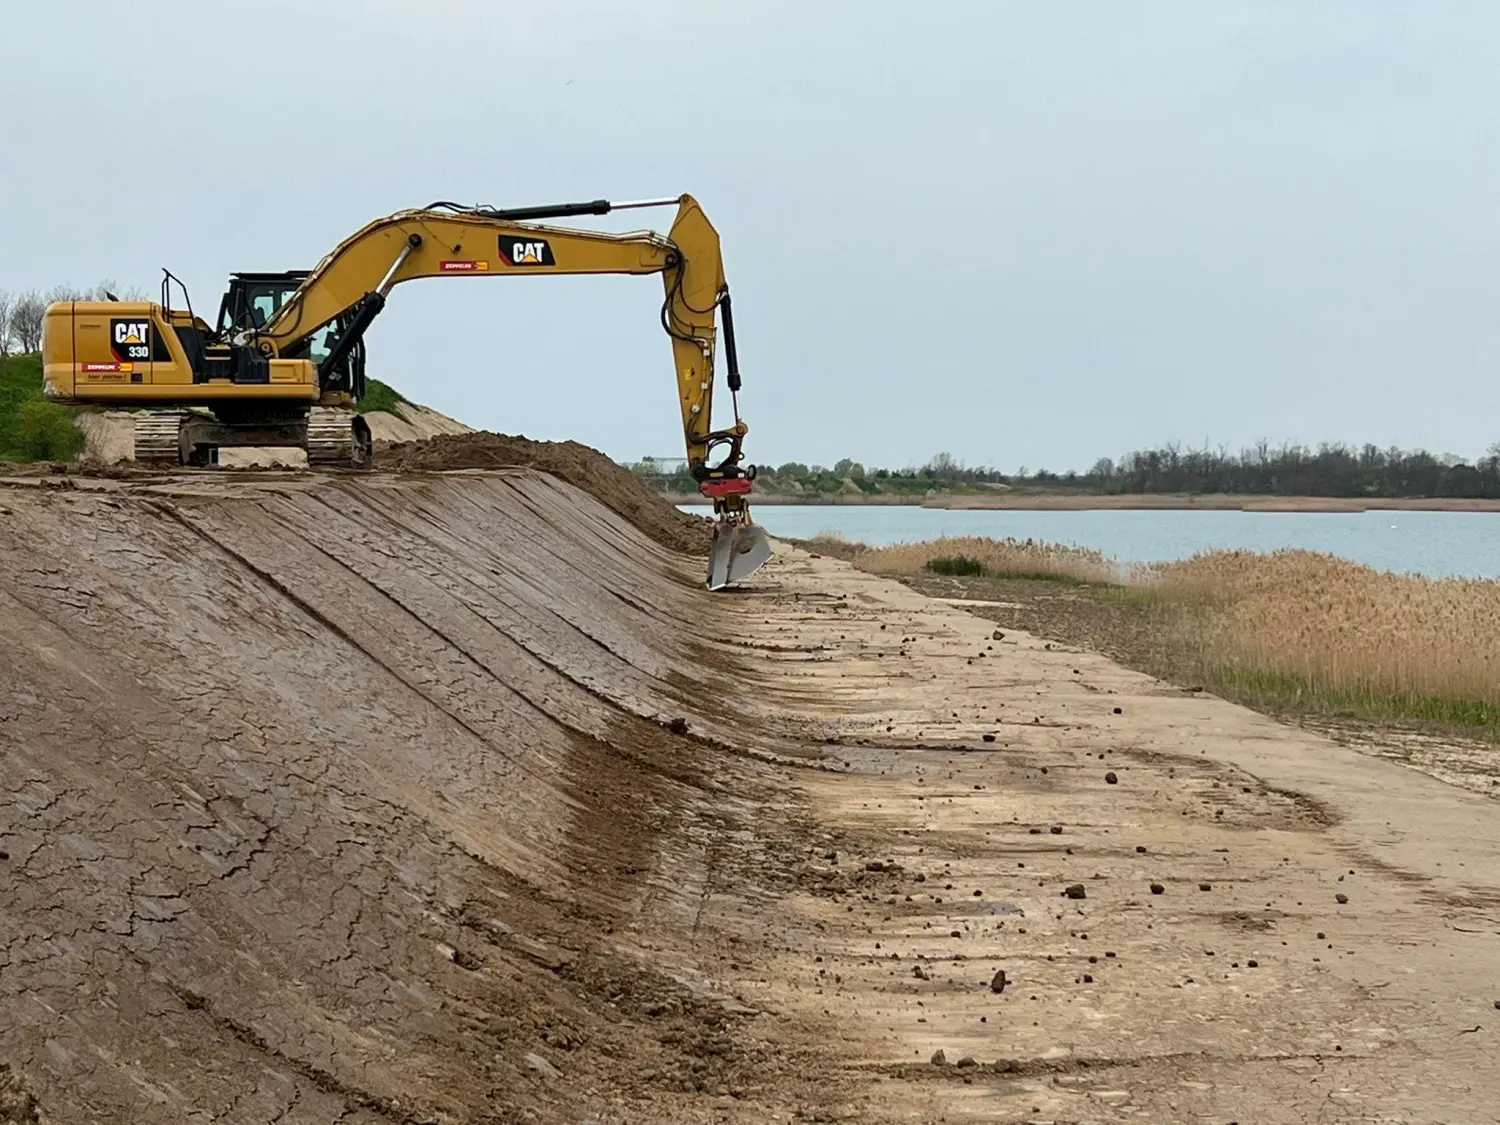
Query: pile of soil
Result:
<box><xmin>380</xmin><ymin>431</ymin><xmax>713</xmax><ymax>556</ymax></box>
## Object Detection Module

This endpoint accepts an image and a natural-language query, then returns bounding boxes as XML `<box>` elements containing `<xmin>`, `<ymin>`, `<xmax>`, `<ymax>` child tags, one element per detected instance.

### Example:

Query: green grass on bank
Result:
<box><xmin>0</xmin><ymin>353</ymin><xmax>84</xmax><ymax>462</ymax></box>
<box><xmin>356</xmin><ymin>378</ymin><xmax>408</xmax><ymax>419</ymax></box>
<box><xmin>1204</xmin><ymin>665</ymin><xmax>1500</xmax><ymax>732</ymax></box>
<box><xmin>924</xmin><ymin>554</ymin><xmax>986</xmax><ymax>577</ymax></box>
<box><xmin>923</xmin><ymin>553</ymin><xmax>1097</xmax><ymax>586</ymax></box>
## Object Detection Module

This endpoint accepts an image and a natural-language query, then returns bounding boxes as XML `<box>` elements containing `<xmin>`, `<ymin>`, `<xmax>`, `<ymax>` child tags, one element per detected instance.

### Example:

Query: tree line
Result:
<box><xmin>637</xmin><ymin>443</ymin><xmax>1500</xmax><ymax>499</ymax></box>
<box><xmin>0</xmin><ymin>282</ymin><xmax>148</xmax><ymax>356</ymax></box>
<box><xmin>1027</xmin><ymin>441</ymin><xmax>1500</xmax><ymax>499</ymax></box>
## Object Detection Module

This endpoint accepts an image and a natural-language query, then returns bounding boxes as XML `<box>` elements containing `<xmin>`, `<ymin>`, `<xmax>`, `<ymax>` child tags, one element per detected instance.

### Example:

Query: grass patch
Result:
<box><xmin>0</xmin><ymin>353</ymin><xmax>83</xmax><ymax>462</ymax></box>
<box><xmin>356</xmin><ymin>377</ymin><xmax>408</xmax><ymax>419</ymax></box>
<box><xmin>923</xmin><ymin>557</ymin><xmax>1100</xmax><ymax>583</ymax></box>
<box><xmin>862</xmin><ymin>536</ymin><xmax>1116</xmax><ymax>585</ymax></box>
<box><xmin>986</xmin><ymin>568</ymin><xmax>1094</xmax><ymax>586</ymax></box>
<box><xmin>925</xmin><ymin>555</ymin><xmax>987</xmax><ymax>577</ymax></box>
<box><xmin>12</xmin><ymin>399</ymin><xmax>84</xmax><ymax>460</ymax></box>
<box><xmin>1205</xmin><ymin>666</ymin><xmax>1500</xmax><ymax>731</ymax></box>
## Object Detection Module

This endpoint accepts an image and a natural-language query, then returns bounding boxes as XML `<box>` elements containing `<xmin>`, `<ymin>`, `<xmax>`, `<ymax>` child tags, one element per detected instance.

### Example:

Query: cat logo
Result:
<box><xmin>110</xmin><ymin>319</ymin><xmax>152</xmax><ymax>363</ymax></box>
<box><xmin>498</xmin><ymin>236</ymin><xmax>555</xmax><ymax>267</ymax></box>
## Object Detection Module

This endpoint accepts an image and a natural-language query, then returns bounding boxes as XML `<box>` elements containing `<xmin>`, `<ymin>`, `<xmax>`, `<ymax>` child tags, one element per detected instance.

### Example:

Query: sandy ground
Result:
<box><xmin>1</xmin><ymin>469</ymin><xmax>1496</xmax><ymax>1122</ymax></box>
<box><xmin>734</xmin><ymin>546</ymin><xmax>1500</xmax><ymax>1122</ymax></box>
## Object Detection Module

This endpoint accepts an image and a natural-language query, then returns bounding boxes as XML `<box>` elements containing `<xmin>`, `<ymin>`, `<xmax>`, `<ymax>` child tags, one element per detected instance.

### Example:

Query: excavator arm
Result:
<box><xmin>253</xmin><ymin>195</ymin><xmax>750</xmax><ymax>490</ymax></box>
<box><xmin>250</xmin><ymin>194</ymin><xmax>769</xmax><ymax>587</ymax></box>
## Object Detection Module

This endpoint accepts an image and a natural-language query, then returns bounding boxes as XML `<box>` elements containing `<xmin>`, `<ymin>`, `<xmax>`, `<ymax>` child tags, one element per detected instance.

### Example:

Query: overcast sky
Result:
<box><xmin>3</xmin><ymin>1</ymin><xmax>1498</xmax><ymax>471</ymax></box>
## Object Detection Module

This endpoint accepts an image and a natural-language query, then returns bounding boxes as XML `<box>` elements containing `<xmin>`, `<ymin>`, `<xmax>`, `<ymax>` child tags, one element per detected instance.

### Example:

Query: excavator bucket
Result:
<box><xmin>707</xmin><ymin>520</ymin><xmax>773</xmax><ymax>590</ymax></box>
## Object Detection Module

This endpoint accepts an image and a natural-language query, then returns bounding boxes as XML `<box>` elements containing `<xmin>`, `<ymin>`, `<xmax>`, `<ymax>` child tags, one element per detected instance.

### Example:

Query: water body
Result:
<box><xmin>684</xmin><ymin>504</ymin><xmax>1500</xmax><ymax>579</ymax></box>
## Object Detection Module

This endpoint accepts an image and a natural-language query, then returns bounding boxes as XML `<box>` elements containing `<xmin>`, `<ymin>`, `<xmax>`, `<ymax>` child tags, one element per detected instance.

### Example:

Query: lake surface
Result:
<box><xmin>684</xmin><ymin>504</ymin><xmax>1500</xmax><ymax>578</ymax></box>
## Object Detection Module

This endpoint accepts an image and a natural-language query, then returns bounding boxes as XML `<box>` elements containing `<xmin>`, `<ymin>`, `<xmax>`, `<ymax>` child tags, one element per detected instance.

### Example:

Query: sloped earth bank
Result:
<box><xmin>1</xmin><ymin>472</ymin><xmax>1498</xmax><ymax>1123</ymax></box>
<box><xmin>379</xmin><ymin>433</ymin><xmax>712</xmax><ymax>556</ymax></box>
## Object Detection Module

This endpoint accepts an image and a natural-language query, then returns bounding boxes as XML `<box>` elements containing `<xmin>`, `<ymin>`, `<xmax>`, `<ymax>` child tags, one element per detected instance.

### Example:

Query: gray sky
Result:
<box><xmin>3</xmin><ymin>1</ymin><xmax>1498</xmax><ymax>471</ymax></box>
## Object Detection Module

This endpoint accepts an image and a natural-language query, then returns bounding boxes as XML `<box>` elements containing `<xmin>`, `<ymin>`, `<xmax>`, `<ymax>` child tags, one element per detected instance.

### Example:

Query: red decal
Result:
<box><xmin>82</xmin><ymin>362</ymin><xmax>122</xmax><ymax>372</ymax></box>
<box><xmin>439</xmin><ymin>260</ymin><xmax>488</xmax><ymax>272</ymax></box>
<box><xmin>699</xmin><ymin>478</ymin><xmax>753</xmax><ymax>498</ymax></box>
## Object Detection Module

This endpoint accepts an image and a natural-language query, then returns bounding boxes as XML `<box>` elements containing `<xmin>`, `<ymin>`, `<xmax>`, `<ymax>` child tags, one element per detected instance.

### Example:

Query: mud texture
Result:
<box><xmin>379</xmin><ymin>432</ymin><xmax>712</xmax><ymax>556</ymax></box>
<box><xmin>3</xmin><ymin>468</ymin><xmax>1498</xmax><ymax>1123</ymax></box>
<box><xmin>0</xmin><ymin>471</ymin><xmax>831</xmax><ymax>1124</ymax></box>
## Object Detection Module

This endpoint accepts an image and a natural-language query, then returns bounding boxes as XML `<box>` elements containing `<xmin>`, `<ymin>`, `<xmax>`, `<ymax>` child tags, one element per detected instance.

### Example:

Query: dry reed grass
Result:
<box><xmin>853</xmin><ymin>536</ymin><xmax>1500</xmax><ymax>727</ymax></box>
<box><xmin>856</xmin><ymin>536</ymin><xmax>1117</xmax><ymax>585</ymax></box>
<box><xmin>1141</xmin><ymin>549</ymin><xmax>1500</xmax><ymax>716</ymax></box>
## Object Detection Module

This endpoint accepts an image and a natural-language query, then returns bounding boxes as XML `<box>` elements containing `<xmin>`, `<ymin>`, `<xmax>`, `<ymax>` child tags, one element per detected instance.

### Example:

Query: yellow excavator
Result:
<box><xmin>39</xmin><ymin>194</ymin><xmax>772</xmax><ymax>588</ymax></box>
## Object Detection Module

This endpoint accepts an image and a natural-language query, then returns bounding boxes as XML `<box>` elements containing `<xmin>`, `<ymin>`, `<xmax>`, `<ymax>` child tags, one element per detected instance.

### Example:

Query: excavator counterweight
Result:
<box><xmin>40</xmin><ymin>194</ymin><xmax>771</xmax><ymax>589</ymax></box>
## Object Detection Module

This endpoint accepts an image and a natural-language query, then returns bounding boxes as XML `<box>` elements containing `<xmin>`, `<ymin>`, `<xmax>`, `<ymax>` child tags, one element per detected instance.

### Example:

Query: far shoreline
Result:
<box><xmin>673</xmin><ymin>492</ymin><xmax>1500</xmax><ymax>513</ymax></box>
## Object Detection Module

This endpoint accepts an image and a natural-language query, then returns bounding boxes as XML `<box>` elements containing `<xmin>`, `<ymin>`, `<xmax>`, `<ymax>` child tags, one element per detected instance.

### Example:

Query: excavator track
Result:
<box><xmin>133</xmin><ymin>412</ymin><xmax>189</xmax><ymax>464</ymax></box>
<box><xmin>305</xmin><ymin>408</ymin><xmax>373</xmax><ymax>469</ymax></box>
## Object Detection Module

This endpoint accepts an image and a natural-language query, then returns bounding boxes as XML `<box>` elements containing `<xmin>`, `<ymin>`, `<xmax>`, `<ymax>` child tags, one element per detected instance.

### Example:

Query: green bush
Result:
<box><xmin>925</xmin><ymin>555</ymin><xmax>988</xmax><ymax>577</ymax></box>
<box><xmin>13</xmin><ymin>399</ymin><xmax>85</xmax><ymax>461</ymax></box>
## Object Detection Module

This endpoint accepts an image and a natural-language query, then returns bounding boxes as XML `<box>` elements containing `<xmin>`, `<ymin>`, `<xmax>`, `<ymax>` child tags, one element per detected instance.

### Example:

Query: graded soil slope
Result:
<box><xmin>0</xmin><ymin>470</ymin><xmax>827</xmax><ymax>1124</ymax></box>
<box><xmin>381</xmin><ymin>432</ymin><xmax>713</xmax><ymax>556</ymax></box>
<box><xmin>2</xmin><ymin>466</ymin><xmax>1498</xmax><ymax>1123</ymax></box>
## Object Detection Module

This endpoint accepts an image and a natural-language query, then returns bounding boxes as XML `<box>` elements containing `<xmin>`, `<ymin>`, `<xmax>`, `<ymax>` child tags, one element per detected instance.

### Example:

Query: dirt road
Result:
<box><xmin>740</xmin><ymin>547</ymin><xmax>1500</xmax><ymax>1122</ymax></box>
<box><xmin>0</xmin><ymin>468</ymin><xmax>1495</xmax><ymax>1123</ymax></box>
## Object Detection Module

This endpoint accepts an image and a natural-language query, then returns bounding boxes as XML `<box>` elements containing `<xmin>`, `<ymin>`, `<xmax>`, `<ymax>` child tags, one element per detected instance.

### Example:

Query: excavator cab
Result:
<box><xmin>217</xmin><ymin>271</ymin><xmax>305</xmax><ymax>337</ymax></box>
<box><xmin>216</xmin><ymin>272</ymin><xmax>366</xmax><ymax>401</ymax></box>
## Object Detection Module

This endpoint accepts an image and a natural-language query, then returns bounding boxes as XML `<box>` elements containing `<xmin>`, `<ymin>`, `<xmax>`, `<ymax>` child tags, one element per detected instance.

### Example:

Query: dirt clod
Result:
<box><xmin>955</xmin><ymin>1056</ymin><xmax>977</xmax><ymax>1069</ymax></box>
<box><xmin>990</xmin><ymin>969</ymin><xmax>1008</xmax><ymax>993</ymax></box>
<box><xmin>930</xmin><ymin>1050</ymin><xmax>947</xmax><ymax>1067</ymax></box>
<box><xmin>0</xmin><ymin>1067</ymin><xmax>42</xmax><ymax>1125</ymax></box>
<box><xmin>1336</xmin><ymin>893</ymin><xmax>1349</xmax><ymax>904</ymax></box>
<box><xmin>1199</xmin><ymin>883</ymin><xmax>1212</xmax><ymax>892</ymax></box>
<box><xmin>1105</xmin><ymin>771</ymin><xmax>1119</xmax><ymax>784</ymax></box>
<box><xmin>1063</xmin><ymin>884</ymin><xmax>1087</xmax><ymax>900</ymax></box>
<box><xmin>525</xmin><ymin>1052</ymin><xmax>562</xmax><ymax>1080</ymax></box>
<box><xmin>981</xmin><ymin>733</ymin><xmax>996</xmax><ymax>743</ymax></box>
<box><xmin>665</xmin><ymin>716</ymin><xmax>689</xmax><ymax>735</ymax></box>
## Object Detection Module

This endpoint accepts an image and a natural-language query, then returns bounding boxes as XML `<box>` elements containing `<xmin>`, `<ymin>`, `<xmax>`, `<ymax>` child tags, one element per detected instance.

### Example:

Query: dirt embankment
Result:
<box><xmin>52</xmin><ymin>427</ymin><xmax>715</xmax><ymax>558</ymax></box>
<box><xmin>0</xmin><ymin>469</ymin><xmax>827</xmax><ymax>1125</ymax></box>
<box><xmin>4</xmin><ymin>455</ymin><xmax>1500</xmax><ymax>1123</ymax></box>
<box><xmin>382</xmin><ymin>432</ymin><xmax>714</xmax><ymax>556</ymax></box>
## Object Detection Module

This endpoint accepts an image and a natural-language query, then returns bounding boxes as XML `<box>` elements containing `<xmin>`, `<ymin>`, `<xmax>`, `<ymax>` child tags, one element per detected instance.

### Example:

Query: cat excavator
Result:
<box><xmin>39</xmin><ymin>194</ymin><xmax>771</xmax><ymax>588</ymax></box>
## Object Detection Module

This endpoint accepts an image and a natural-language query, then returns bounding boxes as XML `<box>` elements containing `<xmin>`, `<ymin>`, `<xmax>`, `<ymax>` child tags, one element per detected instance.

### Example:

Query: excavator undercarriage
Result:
<box><xmin>131</xmin><ymin>407</ymin><xmax>372</xmax><ymax>468</ymax></box>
